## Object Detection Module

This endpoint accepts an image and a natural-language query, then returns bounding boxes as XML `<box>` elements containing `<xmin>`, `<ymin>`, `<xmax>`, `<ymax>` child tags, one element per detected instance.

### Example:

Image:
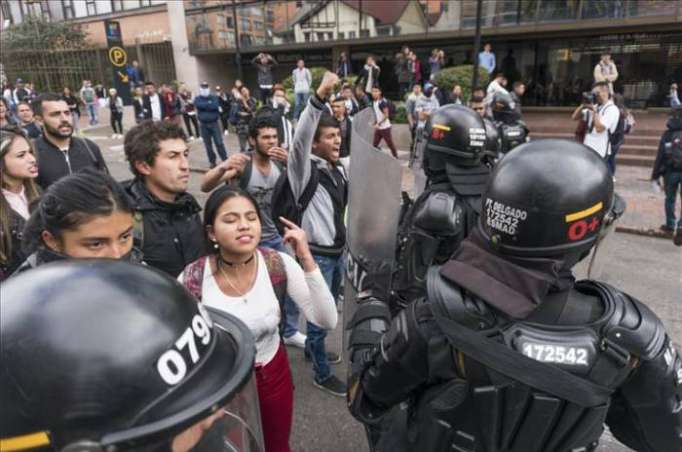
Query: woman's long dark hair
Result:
<box><xmin>0</xmin><ymin>126</ymin><xmax>40</xmax><ymax>264</ymax></box>
<box><xmin>203</xmin><ymin>185</ymin><xmax>262</xmax><ymax>254</ymax></box>
<box><xmin>22</xmin><ymin>168</ymin><xmax>134</xmax><ymax>255</ymax></box>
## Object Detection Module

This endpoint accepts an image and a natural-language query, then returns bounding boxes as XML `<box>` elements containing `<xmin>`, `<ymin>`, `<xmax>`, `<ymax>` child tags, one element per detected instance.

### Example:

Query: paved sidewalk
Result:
<box><xmin>613</xmin><ymin>165</ymin><xmax>673</xmax><ymax>238</ymax></box>
<box><xmin>83</xmin><ymin>106</ymin><xmax>673</xmax><ymax>240</ymax></box>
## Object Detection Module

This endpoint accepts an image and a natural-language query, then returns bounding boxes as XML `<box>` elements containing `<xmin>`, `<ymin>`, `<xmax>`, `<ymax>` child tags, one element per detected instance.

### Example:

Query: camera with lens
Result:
<box><xmin>582</xmin><ymin>91</ymin><xmax>596</xmax><ymax>105</ymax></box>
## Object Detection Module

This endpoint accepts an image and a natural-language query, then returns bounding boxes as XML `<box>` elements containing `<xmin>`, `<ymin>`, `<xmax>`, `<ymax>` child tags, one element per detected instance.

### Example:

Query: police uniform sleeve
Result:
<box><xmin>348</xmin><ymin>297</ymin><xmax>433</xmax><ymax>424</ymax></box>
<box><xmin>604</xmin><ymin>294</ymin><xmax>682</xmax><ymax>452</ymax></box>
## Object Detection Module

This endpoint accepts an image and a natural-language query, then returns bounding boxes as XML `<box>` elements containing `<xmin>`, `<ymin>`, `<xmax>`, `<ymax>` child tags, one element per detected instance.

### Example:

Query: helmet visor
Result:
<box><xmin>173</xmin><ymin>372</ymin><xmax>264</xmax><ymax>452</ymax></box>
<box><xmin>584</xmin><ymin>193</ymin><xmax>626</xmax><ymax>279</ymax></box>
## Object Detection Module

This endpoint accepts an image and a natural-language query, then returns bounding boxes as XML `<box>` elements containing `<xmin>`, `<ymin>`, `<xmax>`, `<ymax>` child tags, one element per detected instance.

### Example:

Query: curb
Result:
<box><xmin>615</xmin><ymin>225</ymin><xmax>673</xmax><ymax>240</ymax></box>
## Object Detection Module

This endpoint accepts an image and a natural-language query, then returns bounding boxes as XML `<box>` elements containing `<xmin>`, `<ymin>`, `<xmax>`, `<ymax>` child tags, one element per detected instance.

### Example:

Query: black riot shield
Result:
<box><xmin>343</xmin><ymin>107</ymin><xmax>403</xmax><ymax>364</ymax></box>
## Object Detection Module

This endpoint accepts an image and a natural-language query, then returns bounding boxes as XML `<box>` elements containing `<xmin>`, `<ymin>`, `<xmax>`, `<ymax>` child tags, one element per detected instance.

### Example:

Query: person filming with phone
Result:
<box><xmin>572</xmin><ymin>81</ymin><xmax>619</xmax><ymax>160</ymax></box>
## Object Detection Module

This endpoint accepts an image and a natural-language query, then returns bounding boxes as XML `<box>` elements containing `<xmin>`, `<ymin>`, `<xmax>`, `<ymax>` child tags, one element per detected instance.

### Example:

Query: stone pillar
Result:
<box><xmin>166</xmin><ymin>1</ymin><xmax>200</xmax><ymax>90</ymax></box>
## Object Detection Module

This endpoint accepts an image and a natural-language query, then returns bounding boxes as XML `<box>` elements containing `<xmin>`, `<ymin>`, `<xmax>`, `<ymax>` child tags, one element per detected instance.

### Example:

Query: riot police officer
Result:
<box><xmin>347</xmin><ymin>140</ymin><xmax>681</xmax><ymax>452</ymax></box>
<box><xmin>1</xmin><ymin>260</ymin><xmax>264</xmax><ymax>452</ymax></box>
<box><xmin>392</xmin><ymin>104</ymin><xmax>490</xmax><ymax>310</ymax></box>
<box><xmin>491</xmin><ymin>90</ymin><xmax>529</xmax><ymax>158</ymax></box>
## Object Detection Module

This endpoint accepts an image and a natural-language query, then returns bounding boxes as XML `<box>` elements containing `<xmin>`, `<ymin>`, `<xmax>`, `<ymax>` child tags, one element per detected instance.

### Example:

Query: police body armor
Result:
<box><xmin>496</xmin><ymin>120</ymin><xmax>529</xmax><ymax>156</ymax></box>
<box><xmin>353</xmin><ymin>270</ymin><xmax>680</xmax><ymax>452</ymax></box>
<box><xmin>491</xmin><ymin>91</ymin><xmax>529</xmax><ymax>157</ymax></box>
<box><xmin>347</xmin><ymin>141</ymin><xmax>681</xmax><ymax>452</ymax></box>
<box><xmin>391</xmin><ymin>105</ymin><xmax>489</xmax><ymax>311</ymax></box>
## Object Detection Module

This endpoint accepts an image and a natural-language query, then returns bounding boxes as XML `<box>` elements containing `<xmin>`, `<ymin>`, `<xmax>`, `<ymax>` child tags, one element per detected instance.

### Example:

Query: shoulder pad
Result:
<box><xmin>426</xmin><ymin>266</ymin><xmax>497</xmax><ymax>330</ymax></box>
<box><xmin>412</xmin><ymin>190</ymin><xmax>464</xmax><ymax>235</ymax></box>
<box><xmin>587</xmin><ymin>281</ymin><xmax>667</xmax><ymax>360</ymax></box>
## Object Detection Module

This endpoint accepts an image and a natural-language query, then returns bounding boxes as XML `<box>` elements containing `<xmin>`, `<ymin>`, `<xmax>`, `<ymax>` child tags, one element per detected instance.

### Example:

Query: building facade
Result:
<box><xmin>2</xmin><ymin>0</ymin><xmax>681</xmax><ymax>108</ymax></box>
<box><xmin>1</xmin><ymin>0</ymin><xmax>176</xmax><ymax>92</ymax></box>
<box><xmin>182</xmin><ymin>0</ymin><xmax>681</xmax><ymax>107</ymax></box>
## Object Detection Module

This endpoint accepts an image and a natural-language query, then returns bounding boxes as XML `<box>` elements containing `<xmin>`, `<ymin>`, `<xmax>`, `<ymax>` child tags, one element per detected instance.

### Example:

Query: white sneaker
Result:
<box><xmin>283</xmin><ymin>332</ymin><xmax>307</xmax><ymax>349</ymax></box>
<box><xmin>224</xmin><ymin>130</ymin><xmax>229</xmax><ymax>136</ymax></box>
<box><xmin>111</xmin><ymin>134</ymin><xmax>116</xmax><ymax>139</ymax></box>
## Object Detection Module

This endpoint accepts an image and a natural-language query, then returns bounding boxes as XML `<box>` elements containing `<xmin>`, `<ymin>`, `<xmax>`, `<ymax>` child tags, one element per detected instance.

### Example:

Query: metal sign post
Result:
<box><xmin>105</xmin><ymin>20</ymin><xmax>132</xmax><ymax>105</ymax></box>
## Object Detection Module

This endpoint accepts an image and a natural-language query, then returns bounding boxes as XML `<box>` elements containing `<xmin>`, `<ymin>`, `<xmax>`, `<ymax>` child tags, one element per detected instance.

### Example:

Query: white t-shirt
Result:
<box><xmin>150</xmin><ymin>94</ymin><xmax>162</xmax><ymax>121</ymax></box>
<box><xmin>178</xmin><ymin>250</ymin><xmax>337</xmax><ymax>365</ymax></box>
<box><xmin>373</xmin><ymin>99</ymin><xmax>391</xmax><ymax>130</ymax></box>
<box><xmin>583</xmin><ymin>100</ymin><xmax>619</xmax><ymax>158</ymax></box>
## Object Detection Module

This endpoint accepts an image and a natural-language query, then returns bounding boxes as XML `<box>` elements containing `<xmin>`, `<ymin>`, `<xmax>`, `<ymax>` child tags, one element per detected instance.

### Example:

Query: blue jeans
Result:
<box><xmin>86</xmin><ymin>103</ymin><xmax>97</xmax><ymax>125</ymax></box>
<box><xmin>294</xmin><ymin>92</ymin><xmax>310</xmax><ymax>121</ymax></box>
<box><xmin>305</xmin><ymin>253</ymin><xmax>343</xmax><ymax>384</ymax></box>
<box><xmin>259</xmin><ymin>234</ymin><xmax>302</xmax><ymax>339</ymax></box>
<box><xmin>663</xmin><ymin>171</ymin><xmax>682</xmax><ymax>229</ymax></box>
<box><xmin>200</xmin><ymin>121</ymin><xmax>228</xmax><ymax>165</ymax></box>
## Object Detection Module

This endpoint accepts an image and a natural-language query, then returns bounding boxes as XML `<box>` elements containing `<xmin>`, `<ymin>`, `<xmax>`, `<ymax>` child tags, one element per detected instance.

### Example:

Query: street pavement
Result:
<box><xmin>90</xmin><ymin>118</ymin><xmax>680</xmax><ymax>452</ymax></box>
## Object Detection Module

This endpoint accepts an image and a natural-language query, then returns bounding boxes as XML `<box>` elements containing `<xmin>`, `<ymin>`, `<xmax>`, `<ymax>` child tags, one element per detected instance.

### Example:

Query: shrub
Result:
<box><xmin>432</xmin><ymin>65</ymin><xmax>490</xmax><ymax>102</ymax></box>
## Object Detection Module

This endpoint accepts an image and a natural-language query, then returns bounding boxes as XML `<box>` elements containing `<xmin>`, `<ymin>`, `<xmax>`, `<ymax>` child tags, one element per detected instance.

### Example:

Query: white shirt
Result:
<box><xmin>149</xmin><ymin>94</ymin><xmax>162</xmax><ymax>121</ymax></box>
<box><xmin>373</xmin><ymin>99</ymin><xmax>391</xmax><ymax>130</ymax></box>
<box><xmin>2</xmin><ymin>186</ymin><xmax>29</xmax><ymax>219</ymax></box>
<box><xmin>178</xmin><ymin>250</ymin><xmax>337</xmax><ymax>365</ymax></box>
<box><xmin>583</xmin><ymin>100</ymin><xmax>619</xmax><ymax>158</ymax></box>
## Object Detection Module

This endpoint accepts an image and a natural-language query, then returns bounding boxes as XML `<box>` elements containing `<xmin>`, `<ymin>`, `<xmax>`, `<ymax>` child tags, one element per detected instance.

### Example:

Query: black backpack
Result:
<box><xmin>664</xmin><ymin>130</ymin><xmax>682</xmax><ymax>170</ymax></box>
<box><xmin>609</xmin><ymin>107</ymin><xmax>625</xmax><ymax>149</ymax></box>
<box><xmin>270</xmin><ymin>161</ymin><xmax>320</xmax><ymax>235</ymax></box>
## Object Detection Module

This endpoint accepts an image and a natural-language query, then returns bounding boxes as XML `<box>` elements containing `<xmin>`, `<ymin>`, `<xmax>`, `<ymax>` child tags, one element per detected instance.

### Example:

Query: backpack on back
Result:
<box><xmin>609</xmin><ymin>108</ymin><xmax>625</xmax><ymax>149</ymax></box>
<box><xmin>664</xmin><ymin>130</ymin><xmax>682</xmax><ymax>170</ymax></box>
<box><xmin>383</xmin><ymin>99</ymin><xmax>397</xmax><ymax>120</ymax></box>
<box><xmin>236</xmin><ymin>157</ymin><xmax>285</xmax><ymax>192</ymax></box>
<box><xmin>270</xmin><ymin>161</ymin><xmax>320</xmax><ymax>236</ymax></box>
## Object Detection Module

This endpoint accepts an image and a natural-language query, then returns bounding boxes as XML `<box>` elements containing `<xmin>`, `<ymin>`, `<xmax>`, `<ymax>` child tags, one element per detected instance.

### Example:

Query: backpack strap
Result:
<box><xmin>259</xmin><ymin>247</ymin><xmax>288</xmax><ymax>337</ymax></box>
<box><xmin>181</xmin><ymin>255</ymin><xmax>208</xmax><ymax>301</ymax></box>
<box><xmin>238</xmin><ymin>159</ymin><xmax>253</xmax><ymax>191</ymax></box>
<box><xmin>300</xmin><ymin>162</ymin><xmax>320</xmax><ymax>213</ymax></box>
<box><xmin>133</xmin><ymin>211</ymin><xmax>144</xmax><ymax>250</ymax></box>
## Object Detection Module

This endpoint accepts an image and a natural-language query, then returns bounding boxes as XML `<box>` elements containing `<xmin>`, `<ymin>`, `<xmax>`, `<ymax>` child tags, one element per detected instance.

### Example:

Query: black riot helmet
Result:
<box><xmin>0</xmin><ymin>260</ymin><xmax>263</xmax><ymax>452</ymax></box>
<box><xmin>424</xmin><ymin>104</ymin><xmax>487</xmax><ymax>167</ymax></box>
<box><xmin>492</xmin><ymin>90</ymin><xmax>521</xmax><ymax>123</ymax></box>
<box><xmin>479</xmin><ymin>140</ymin><xmax>624</xmax><ymax>259</ymax></box>
<box><xmin>482</xmin><ymin>117</ymin><xmax>500</xmax><ymax>164</ymax></box>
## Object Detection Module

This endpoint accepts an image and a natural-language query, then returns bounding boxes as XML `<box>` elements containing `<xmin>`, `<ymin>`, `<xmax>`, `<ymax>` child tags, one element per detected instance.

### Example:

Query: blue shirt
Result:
<box><xmin>479</xmin><ymin>51</ymin><xmax>496</xmax><ymax>74</ymax></box>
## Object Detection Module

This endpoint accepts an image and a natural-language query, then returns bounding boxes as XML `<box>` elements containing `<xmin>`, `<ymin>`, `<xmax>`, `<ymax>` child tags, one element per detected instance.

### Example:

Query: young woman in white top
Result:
<box><xmin>179</xmin><ymin>185</ymin><xmax>337</xmax><ymax>452</ymax></box>
<box><xmin>0</xmin><ymin>126</ymin><xmax>39</xmax><ymax>280</ymax></box>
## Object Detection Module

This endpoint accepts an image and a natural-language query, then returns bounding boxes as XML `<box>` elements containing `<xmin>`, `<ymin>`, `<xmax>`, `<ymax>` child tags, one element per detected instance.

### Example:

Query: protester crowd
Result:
<box><xmin>1</xmin><ymin>42</ymin><xmax>681</xmax><ymax>452</ymax></box>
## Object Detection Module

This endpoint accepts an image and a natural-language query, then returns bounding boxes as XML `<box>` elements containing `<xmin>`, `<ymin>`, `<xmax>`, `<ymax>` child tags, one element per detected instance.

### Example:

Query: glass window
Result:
<box><xmin>240</xmin><ymin>17</ymin><xmax>250</xmax><ymax>31</ymax></box>
<box><xmin>582</xmin><ymin>0</ymin><xmax>625</xmax><ymax>19</ymax></box>
<box><xmin>254</xmin><ymin>21</ymin><xmax>263</xmax><ymax>30</ymax></box>
<box><xmin>111</xmin><ymin>0</ymin><xmax>124</xmax><ymax>11</ymax></box>
<box><xmin>304</xmin><ymin>32</ymin><xmax>311</xmax><ymax>42</ymax></box>
<box><xmin>86</xmin><ymin>0</ymin><xmax>97</xmax><ymax>16</ymax></box>
<box><xmin>537</xmin><ymin>0</ymin><xmax>579</xmax><ymax>22</ymax></box>
<box><xmin>349</xmin><ymin>30</ymin><xmax>356</xmax><ymax>39</ymax></box>
<box><xmin>63</xmin><ymin>0</ymin><xmax>75</xmax><ymax>19</ymax></box>
<box><xmin>626</xmin><ymin>0</ymin><xmax>679</xmax><ymax>17</ymax></box>
<box><xmin>226</xmin><ymin>16</ymin><xmax>234</xmax><ymax>28</ymax></box>
<box><xmin>316</xmin><ymin>32</ymin><xmax>325</xmax><ymax>41</ymax></box>
<box><xmin>360</xmin><ymin>29</ymin><xmax>370</xmax><ymax>38</ymax></box>
<box><xmin>1</xmin><ymin>1</ymin><xmax>13</xmax><ymax>23</ymax></box>
<box><xmin>338</xmin><ymin>31</ymin><xmax>345</xmax><ymax>39</ymax></box>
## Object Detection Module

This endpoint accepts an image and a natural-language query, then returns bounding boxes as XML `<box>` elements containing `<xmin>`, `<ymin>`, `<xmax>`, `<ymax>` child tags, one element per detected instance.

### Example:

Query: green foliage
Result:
<box><xmin>2</xmin><ymin>15</ymin><xmax>88</xmax><ymax>51</ymax></box>
<box><xmin>432</xmin><ymin>65</ymin><xmax>490</xmax><ymax>102</ymax></box>
<box><xmin>393</xmin><ymin>104</ymin><xmax>408</xmax><ymax>124</ymax></box>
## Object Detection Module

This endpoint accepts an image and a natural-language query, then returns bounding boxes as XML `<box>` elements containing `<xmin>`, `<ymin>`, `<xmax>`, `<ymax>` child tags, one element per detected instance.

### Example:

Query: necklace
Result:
<box><xmin>218</xmin><ymin>253</ymin><xmax>255</xmax><ymax>267</ymax></box>
<box><xmin>218</xmin><ymin>253</ymin><xmax>257</xmax><ymax>303</ymax></box>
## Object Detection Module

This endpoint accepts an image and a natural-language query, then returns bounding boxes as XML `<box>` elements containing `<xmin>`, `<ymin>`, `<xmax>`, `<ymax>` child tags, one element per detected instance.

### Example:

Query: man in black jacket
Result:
<box><xmin>123</xmin><ymin>120</ymin><xmax>205</xmax><ymax>277</ymax></box>
<box><xmin>651</xmin><ymin>104</ymin><xmax>682</xmax><ymax>241</ymax></box>
<box><xmin>142</xmin><ymin>81</ymin><xmax>166</xmax><ymax>121</ymax></box>
<box><xmin>32</xmin><ymin>93</ymin><xmax>108</xmax><ymax>190</ymax></box>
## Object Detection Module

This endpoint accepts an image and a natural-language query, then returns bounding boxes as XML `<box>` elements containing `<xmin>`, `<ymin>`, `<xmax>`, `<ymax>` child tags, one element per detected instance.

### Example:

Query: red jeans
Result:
<box><xmin>255</xmin><ymin>343</ymin><xmax>294</xmax><ymax>452</ymax></box>
<box><xmin>373</xmin><ymin>127</ymin><xmax>398</xmax><ymax>158</ymax></box>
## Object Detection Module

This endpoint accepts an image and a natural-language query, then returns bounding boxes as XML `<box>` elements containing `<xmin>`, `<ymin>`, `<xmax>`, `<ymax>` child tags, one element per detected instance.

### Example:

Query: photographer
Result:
<box><xmin>571</xmin><ymin>81</ymin><xmax>619</xmax><ymax>159</ymax></box>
